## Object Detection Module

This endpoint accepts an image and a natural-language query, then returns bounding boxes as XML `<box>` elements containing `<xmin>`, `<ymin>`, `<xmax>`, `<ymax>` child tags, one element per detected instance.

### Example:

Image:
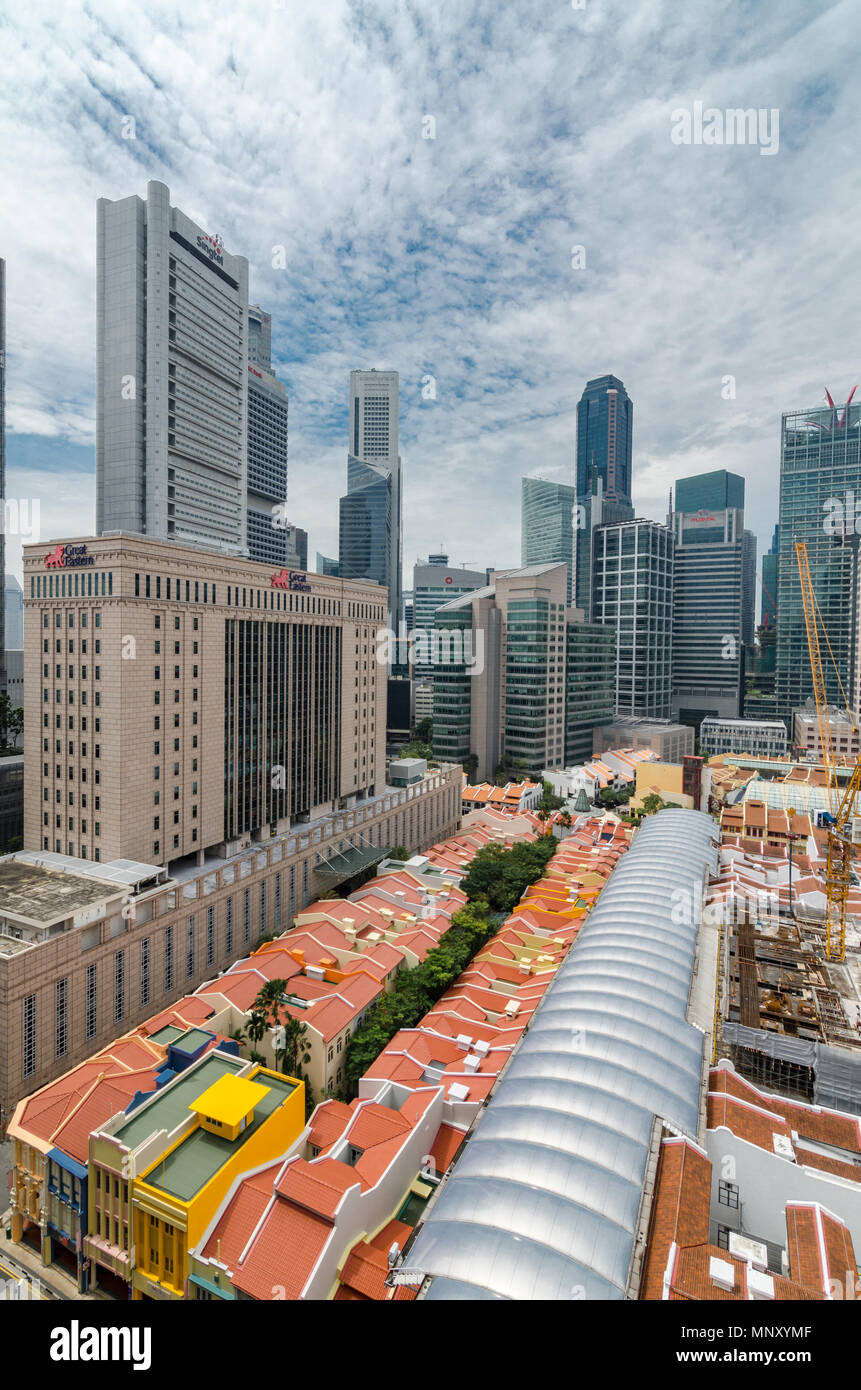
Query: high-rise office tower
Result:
<box><xmin>742</xmin><ymin>530</ymin><xmax>757</xmax><ymax>647</ymax></box>
<box><xmin>433</xmin><ymin>564</ymin><xmax>568</xmax><ymax>778</ymax></box>
<box><xmin>96</xmin><ymin>181</ymin><xmax>249</xmax><ymax>554</ymax></box>
<box><xmin>23</xmin><ymin>533</ymin><xmax>391</xmax><ymax>866</ymax></box>
<box><xmin>4</xmin><ymin>573</ymin><xmax>22</xmax><ymax>649</ymax></box>
<box><xmin>573</xmin><ymin>474</ymin><xmax>635</xmax><ymax>618</ymax></box>
<box><xmin>576</xmin><ymin>375</ymin><xmax>633</xmax><ymax>505</ymax></box>
<box><xmin>433</xmin><ymin>563</ymin><xmax>612</xmax><ymax>778</ymax></box>
<box><xmin>521</xmin><ymin>477</ymin><xmax>575</xmax><ymax>603</ymax></box>
<box><xmin>0</xmin><ymin>258</ymin><xmax>6</xmax><ymax>691</ymax></box>
<box><xmin>247</xmin><ymin>303</ymin><xmax>272</xmax><ymax>370</ymax></box>
<box><xmin>316</xmin><ymin>553</ymin><xmax>340</xmax><ymax>577</ymax></box>
<box><xmin>776</xmin><ymin>393</ymin><xmax>861</xmax><ymax>718</ymax></box>
<box><xmin>762</xmin><ymin>524</ymin><xmax>779</xmax><ymax>626</ymax></box>
<box><xmin>592</xmin><ymin>518</ymin><xmax>674</xmax><ymax>719</ymax></box>
<box><xmin>670</xmin><ymin>471</ymin><xmax>747</xmax><ymax>728</ymax></box>
<box><xmin>338</xmin><ymin>370</ymin><xmax>402</xmax><ymax>634</ymax></box>
<box><xmin>412</xmin><ymin>557</ymin><xmax>486</xmax><ymax>678</ymax></box>
<box><xmin>246</xmin><ymin>305</ymin><xmax>290</xmax><ymax>567</ymax></box>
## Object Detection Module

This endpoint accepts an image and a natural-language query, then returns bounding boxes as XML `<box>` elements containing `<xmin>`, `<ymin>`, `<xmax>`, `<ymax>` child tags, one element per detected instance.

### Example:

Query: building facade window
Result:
<box><xmin>164</xmin><ymin>924</ymin><xmax>174</xmax><ymax>993</ymax></box>
<box><xmin>86</xmin><ymin>963</ymin><xmax>98</xmax><ymax>1040</ymax></box>
<box><xmin>114</xmin><ymin>949</ymin><xmax>126</xmax><ymax>1023</ymax></box>
<box><xmin>23</xmin><ymin>993</ymin><xmax>36</xmax><ymax>1079</ymax></box>
<box><xmin>55</xmin><ymin>977</ymin><xmax>68</xmax><ymax>1060</ymax></box>
<box><xmin>140</xmin><ymin>937</ymin><xmax>151</xmax><ymax>1008</ymax></box>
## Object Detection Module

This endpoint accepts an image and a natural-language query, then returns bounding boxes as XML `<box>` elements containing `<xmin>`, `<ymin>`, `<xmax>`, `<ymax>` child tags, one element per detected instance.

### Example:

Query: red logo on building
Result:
<box><xmin>445</xmin><ymin>575</ymin><xmax>453</xmax><ymax>584</ymax></box>
<box><xmin>271</xmin><ymin>568</ymin><xmax>289</xmax><ymax>589</ymax></box>
<box><xmin>45</xmin><ymin>544</ymin><xmax>65</xmax><ymax>568</ymax></box>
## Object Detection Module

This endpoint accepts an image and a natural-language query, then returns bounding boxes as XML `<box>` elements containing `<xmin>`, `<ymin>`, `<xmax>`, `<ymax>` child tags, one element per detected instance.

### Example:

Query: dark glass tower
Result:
<box><xmin>776</xmin><ymin>396</ymin><xmax>861</xmax><ymax>719</ymax></box>
<box><xmin>576</xmin><ymin>375</ymin><xmax>633</xmax><ymax>505</ymax></box>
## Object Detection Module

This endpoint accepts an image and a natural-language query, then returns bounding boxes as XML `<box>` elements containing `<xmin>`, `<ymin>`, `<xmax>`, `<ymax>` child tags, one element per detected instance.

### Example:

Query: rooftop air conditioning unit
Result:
<box><xmin>709</xmin><ymin>1256</ymin><xmax>735</xmax><ymax>1292</ymax></box>
<box><xmin>772</xmin><ymin>1133</ymin><xmax>795</xmax><ymax>1159</ymax></box>
<box><xmin>728</xmin><ymin>1232</ymin><xmax>768</xmax><ymax>1270</ymax></box>
<box><xmin>747</xmin><ymin>1267</ymin><xmax>775</xmax><ymax>1301</ymax></box>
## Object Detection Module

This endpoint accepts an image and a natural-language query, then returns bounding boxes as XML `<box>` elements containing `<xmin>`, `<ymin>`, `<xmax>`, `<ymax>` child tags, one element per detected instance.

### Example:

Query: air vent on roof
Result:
<box><xmin>728</xmin><ymin>1232</ymin><xmax>768</xmax><ymax>1269</ymax></box>
<box><xmin>463</xmin><ymin>1054</ymin><xmax>481</xmax><ymax>1072</ymax></box>
<box><xmin>455</xmin><ymin>1033</ymin><xmax>472</xmax><ymax>1051</ymax></box>
<box><xmin>747</xmin><ymin>1267</ymin><xmax>775</xmax><ymax>1301</ymax></box>
<box><xmin>447</xmin><ymin>1082</ymin><xmax>470</xmax><ymax>1101</ymax></box>
<box><xmin>504</xmin><ymin>1000</ymin><xmax>520</xmax><ymax>1016</ymax></box>
<box><xmin>473</xmin><ymin>1039</ymin><xmax>490</xmax><ymax>1056</ymax></box>
<box><xmin>772</xmin><ymin>1133</ymin><xmax>795</xmax><ymax>1159</ymax></box>
<box><xmin>709</xmin><ymin>1256</ymin><xmax>735</xmax><ymax>1292</ymax></box>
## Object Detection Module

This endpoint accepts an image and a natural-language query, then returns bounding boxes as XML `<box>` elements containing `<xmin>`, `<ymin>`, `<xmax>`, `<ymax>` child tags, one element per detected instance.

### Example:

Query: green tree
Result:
<box><xmin>280</xmin><ymin>1014</ymin><xmax>312</xmax><ymax>1079</ymax></box>
<box><xmin>464</xmin><ymin>753</ymin><xmax>479</xmax><ymax>782</ymax></box>
<box><xmin>641</xmin><ymin>793</ymin><xmax>666</xmax><ymax>816</ymax></box>
<box><xmin>540</xmin><ymin>779</ymin><xmax>564</xmax><ymax>812</ymax></box>
<box><xmin>389</xmin><ymin>845</ymin><xmax>411</xmax><ymax>861</ymax></box>
<box><xmin>0</xmin><ymin>695</ymin><xmax>23</xmax><ymax>752</ymax></box>
<box><xmin>415</xmin><ymin>717</ymin><xmax>433</xmax><ymax>743</ymax></box>
<box><xmin>251</xmin><ymin>979</ymin><xmax>289</xmax><ymax>1065</ymax></box>
<box><xmin>244</xmin><ymin>1007</ymin><xmax>268</xmax><ymax>1055</ymax></box>
<box><xmin>399</xmin><ymin>741</ymin><xmax>433</xmax><ymax>760</ymax></box>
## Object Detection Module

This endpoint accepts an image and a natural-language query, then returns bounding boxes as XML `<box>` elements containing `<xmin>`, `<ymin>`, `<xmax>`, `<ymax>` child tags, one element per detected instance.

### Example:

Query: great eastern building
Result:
<box><xmin>0</xmin><ymin>535</ymin><xmax>460</xmax><ymax>1121</ymax></box>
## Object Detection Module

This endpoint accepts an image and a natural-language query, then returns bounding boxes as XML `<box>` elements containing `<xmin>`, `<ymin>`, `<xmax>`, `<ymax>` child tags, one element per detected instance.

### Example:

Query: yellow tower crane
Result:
<box><xmin>795</xmin><ymin>540</ymin><xmax>861</xmax><ymax>960</ymax></box>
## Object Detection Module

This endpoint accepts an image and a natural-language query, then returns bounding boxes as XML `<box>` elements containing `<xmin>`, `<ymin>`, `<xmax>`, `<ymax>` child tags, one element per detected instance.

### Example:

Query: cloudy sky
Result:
<box><xmin>1</xmin><ymin>0</ymin><xmax>857</xmax><ymax>601</ymax></box>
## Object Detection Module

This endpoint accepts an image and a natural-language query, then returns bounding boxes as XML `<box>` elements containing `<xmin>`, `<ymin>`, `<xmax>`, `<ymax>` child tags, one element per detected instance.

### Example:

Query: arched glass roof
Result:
<box><xmin>408</xmin><ymin>808</ymin><xmax>719</xmax><ymax>1300</ymax></box>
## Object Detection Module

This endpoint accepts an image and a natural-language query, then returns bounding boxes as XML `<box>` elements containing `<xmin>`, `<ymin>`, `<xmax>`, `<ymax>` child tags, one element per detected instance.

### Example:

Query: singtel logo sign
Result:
<box><xmin>196</xmin><ymin>233</ymin><xmax>224</xmax><ymax>265</ymax></box>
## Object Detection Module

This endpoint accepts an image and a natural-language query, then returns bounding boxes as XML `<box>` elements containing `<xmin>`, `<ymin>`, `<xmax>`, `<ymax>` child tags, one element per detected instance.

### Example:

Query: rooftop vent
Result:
<box><xmin>747</xmin><ymin>1267</ymin><xmax>775</xmax><ymax>1301</ymax></box>
<box><xmin>772</xmin><ymin>1133</ymin><xmax>795</xmax><ymax>1159</ymax></box>
<box><xmin>709</xmin><ymin>1256</ymin><xmax>735</xmax><ymax>1292</ymax></box>
<box><xmin>728</xmin><ymin>1232</ymin><xmax>768</xmax><ymax>1270</ymax></box>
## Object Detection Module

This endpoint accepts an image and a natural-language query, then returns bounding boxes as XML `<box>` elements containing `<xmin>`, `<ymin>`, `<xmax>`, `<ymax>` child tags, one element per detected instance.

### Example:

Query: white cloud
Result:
<box><xmin>0</xmin><ymin>0</ymin><xmax>857</xmax><ymax>581</ymax></box>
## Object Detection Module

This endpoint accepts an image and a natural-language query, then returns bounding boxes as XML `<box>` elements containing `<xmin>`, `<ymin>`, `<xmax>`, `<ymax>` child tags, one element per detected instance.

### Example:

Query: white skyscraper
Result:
<box><xmin>96</xmin><ymin>180</ymin><xmax>249</xmax><ymax>554</ymax></box>
<box><xmin>339</xmin><ymin>369</ymin><xmax>403</xmax><ymax>633</ymax></box>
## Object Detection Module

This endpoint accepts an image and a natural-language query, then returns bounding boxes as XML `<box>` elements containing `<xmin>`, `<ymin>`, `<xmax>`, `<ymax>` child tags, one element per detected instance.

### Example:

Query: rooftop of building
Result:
<box><xmin>141</xmin><ymin>1070</ymin><xmax>296</xmax><ymax>1203</ymax></box>
<box><xmin>0</xmin><ymin>856</ymin><xmax>132</xmax><ymax>927</ymax></box>
<box><xmin>113</xmin><ymin>1051</ymin><xmax>244</xmax><ymax>1152</ymax></box>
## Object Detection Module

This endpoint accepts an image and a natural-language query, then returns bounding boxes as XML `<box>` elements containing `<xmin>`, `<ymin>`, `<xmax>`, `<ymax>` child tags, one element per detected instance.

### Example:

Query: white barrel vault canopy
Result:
<box><xmin>408</xmin><ymin>808</ymin><xmax>719</xmax><ymax>1301</ymax></box>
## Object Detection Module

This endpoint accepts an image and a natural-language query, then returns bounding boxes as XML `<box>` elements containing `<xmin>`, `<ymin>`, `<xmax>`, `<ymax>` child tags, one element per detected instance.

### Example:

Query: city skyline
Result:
<box><xmin>2</xmin><ymin>2</ymin><xmax>859</xmax><ymax>587</ymax></box>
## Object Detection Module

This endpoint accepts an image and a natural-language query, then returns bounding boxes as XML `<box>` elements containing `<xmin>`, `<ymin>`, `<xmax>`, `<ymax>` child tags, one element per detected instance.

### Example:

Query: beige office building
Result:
<box><xmin>0</xmin><ymin>535</ymin><xmax>461</xmax><ymax>1121</ymax></box>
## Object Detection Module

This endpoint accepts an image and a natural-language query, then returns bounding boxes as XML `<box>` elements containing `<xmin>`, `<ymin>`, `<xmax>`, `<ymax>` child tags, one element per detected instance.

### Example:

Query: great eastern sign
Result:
<box><xmin>271</xmin><ymin>569</ymin><xmax>312</xmax><ymax>593</ymax></box>
<box><xmin>45</xmin><ymin>544</ymin><xmax>94</xmax><ymax>569</ymax></box>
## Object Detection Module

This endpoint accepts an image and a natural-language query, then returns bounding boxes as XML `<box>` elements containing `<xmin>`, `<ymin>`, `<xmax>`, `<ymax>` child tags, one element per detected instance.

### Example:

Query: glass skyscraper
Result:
<box><xmin>671</xmin><ymin>473</ymin><xmax>747</xmax><ymax>727</ymax></box>
<box><xmin>521</xmin><ymin>477</ymin><xmax>575</xmax><ymax>603</ymax></box>
<box><xmin>338</xmin><ymin>369</ymin><xmax>402</xmax><ymax>633</ymax></box>
<box><xmin>762</xmin><ymin>524</ymin><xmax>779</xmax><ymax>626</ymax></box>
<box><xmin>592</xmin><ymin>518</ymin><xmax>673</xmax><ymax>719</ymax></box>
<box><xmin>776</xmin><ymin>396</ymin><xmax>861</xmax><ymax>718</ymax></box>
<box><xmin>246</xmin><ymin>305</ymin><xmax>291</xmax><ymax>568</ymax></box>
<box><xmin>674</xmin><ymin>469</ymin><xmax>744</xmax><ymax>515</ymax></box>
<box><xmin>576</xmin><ymin>375</ymin><xmax>633</xmax><ymax>505</ymax></box>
